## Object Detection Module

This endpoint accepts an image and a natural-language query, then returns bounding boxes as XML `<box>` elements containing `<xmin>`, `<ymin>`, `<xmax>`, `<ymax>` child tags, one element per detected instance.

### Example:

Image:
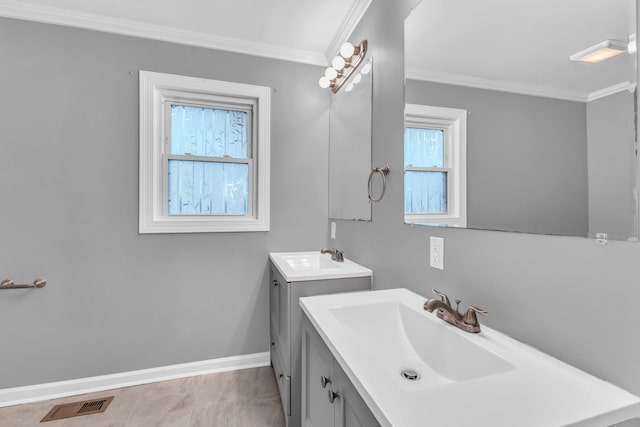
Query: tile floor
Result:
<box><xmin>0</xmin><ymin>366</ymin><xmax>285</xmax><ymax>427</ymax></box>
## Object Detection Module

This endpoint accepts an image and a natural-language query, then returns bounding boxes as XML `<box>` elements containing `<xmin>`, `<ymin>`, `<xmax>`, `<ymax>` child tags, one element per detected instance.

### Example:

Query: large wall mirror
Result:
<box><xmin>329</xmin><ymin>62</ymin><xmax>373</xmax><ymax>221</ymax></box>
<box><xmin>404</xmin><ymin>0</ymin><xmax>638</xmax><ymax>241</ymax></box>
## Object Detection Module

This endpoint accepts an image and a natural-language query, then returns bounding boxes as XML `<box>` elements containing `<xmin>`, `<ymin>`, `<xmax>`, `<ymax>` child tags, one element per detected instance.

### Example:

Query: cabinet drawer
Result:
<box><xmin>271</xmin><ymin>337</ymin><xmax>291</xmax><ymax>417</ymax></box>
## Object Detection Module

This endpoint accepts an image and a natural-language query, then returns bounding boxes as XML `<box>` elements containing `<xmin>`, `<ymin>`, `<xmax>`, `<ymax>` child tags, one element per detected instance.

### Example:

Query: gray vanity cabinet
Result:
<box><xmin>270</xmin><ymin>267</ymin><xmax>291</xmax><ymax>417</ymax></box>
<box><xmin>269</xmin><ymin>264</ymin><xmax>371</xmax><ymax>427</ymax></box>
<box><xmin>301</xmin><ymin>314</ymin><xmax>380</xmax><ymax>427</ymax></box>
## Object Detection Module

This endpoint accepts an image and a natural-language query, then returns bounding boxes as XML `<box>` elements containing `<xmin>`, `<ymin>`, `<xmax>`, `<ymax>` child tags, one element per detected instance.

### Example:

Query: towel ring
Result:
<box><xmin>368</xmin><ymin>164</ymin><xmax>390</xmax><ymax>202</ymax></box>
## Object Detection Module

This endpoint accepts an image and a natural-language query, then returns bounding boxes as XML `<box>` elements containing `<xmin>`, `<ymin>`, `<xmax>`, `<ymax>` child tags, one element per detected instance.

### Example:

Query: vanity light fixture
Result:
<box><xmin>569</xmin><ymin>39</ymin><xmax>628</xmax><ymax>63</ymax></box>
<box><xmin>318</xmin><ymin>40</ymin><xmax>368</xmax><ymax>93</ymax></box>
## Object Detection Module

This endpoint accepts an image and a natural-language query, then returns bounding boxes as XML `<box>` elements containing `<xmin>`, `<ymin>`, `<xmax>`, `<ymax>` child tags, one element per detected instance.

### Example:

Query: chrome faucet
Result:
<box><xmin>321</xmin><ymin>247</ymin><xmax>344</xmax><ymax>262</ymax></box>
<box><xmin>423</xmin><ymin>289</ymin><xmax>487</xmax><ymax>333</ymax></box>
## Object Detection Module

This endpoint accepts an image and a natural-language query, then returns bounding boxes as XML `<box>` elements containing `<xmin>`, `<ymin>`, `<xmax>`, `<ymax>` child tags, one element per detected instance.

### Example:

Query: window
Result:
<box><xmin>139</xmin><ymin>71</ymin><xmax>270</xmax><ymax>233</ymax></box>
<box><xmin>404</xmin><ymin>104</ymin><xmax>467</xmax><ymax>227</ymax></box>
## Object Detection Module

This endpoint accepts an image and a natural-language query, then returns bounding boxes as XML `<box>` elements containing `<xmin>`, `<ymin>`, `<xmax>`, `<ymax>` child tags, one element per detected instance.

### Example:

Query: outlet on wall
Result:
<box><xmin>330</xmin><ymin>222</ymin><xmax>336</xmax><ymax>240</ymax></box>
<box><xmin>430</xmin><ymin>236</ymin><xmax>444</xmax><ymax>270</ymax></box>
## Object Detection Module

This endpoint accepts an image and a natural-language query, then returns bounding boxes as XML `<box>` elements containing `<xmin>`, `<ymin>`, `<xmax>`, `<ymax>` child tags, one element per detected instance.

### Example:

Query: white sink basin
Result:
<box><xmin>269</xmin><ymin>251</ymin><xmax>372</xmax><ymax>281</ymax></box>
<box><xmin>330</xmin><ymin>301</ymin><xmax>514</xmax><ymax>388</ymax></box>
<box><xmin>282</xmin><ymin>253</ymin><xmax>338</xmax><ymax>270</ymax></box>
<box><xmin>300</xmin><ymin>288</ymin><xmax>640</xmax><ymax>427</ymax></box>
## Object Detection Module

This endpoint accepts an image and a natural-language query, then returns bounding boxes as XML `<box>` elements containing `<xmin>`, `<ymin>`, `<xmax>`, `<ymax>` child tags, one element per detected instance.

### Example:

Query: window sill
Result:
<box><xmin>139</xmin><ymin>216</ymin><xmax>269</xmax><ymax>234</ymax></box>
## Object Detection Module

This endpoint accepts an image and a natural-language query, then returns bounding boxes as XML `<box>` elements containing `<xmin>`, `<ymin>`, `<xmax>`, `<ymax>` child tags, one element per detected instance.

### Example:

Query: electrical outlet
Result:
<box><xmin>330</xmin><ymin>222</ymin><xmax>336</xmax><ymax>240</ymax></box>
<box><xmin>595</xmin><ymin>233</ymin><xmax>608</xmax><ymax>245</ymax></box>
<box><xmin>430</xmin><ymin>236</ymin><xmax>444</xmax><ymax>270</ymax></box>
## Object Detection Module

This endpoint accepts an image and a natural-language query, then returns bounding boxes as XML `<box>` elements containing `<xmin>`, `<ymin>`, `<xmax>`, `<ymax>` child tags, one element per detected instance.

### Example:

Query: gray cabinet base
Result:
<box><xmin>269</xmin><ymin>263</ymin><xmax>371</xmax><ymax>427</ymax></box>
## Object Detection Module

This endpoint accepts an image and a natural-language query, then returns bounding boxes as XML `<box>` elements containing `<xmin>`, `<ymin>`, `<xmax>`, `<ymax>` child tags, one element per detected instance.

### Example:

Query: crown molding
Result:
<box><xmin>406</xmin><ymin>67</ymin><xmax>589</xmax><ymax>102</ymax></box>
<box><xmin>0</xmin><ymin>0</ymin><xmax>326</xmax><ymax>66</ymax></box>
<box><xmin>587</xmin><ymin>81</ymin><xmax>636</xmax><ymax>102</ymax></box>
<box><xmin>324</xmin><ymin>0</ymin><xmax>373</xmax><ymax>61</ymax></box>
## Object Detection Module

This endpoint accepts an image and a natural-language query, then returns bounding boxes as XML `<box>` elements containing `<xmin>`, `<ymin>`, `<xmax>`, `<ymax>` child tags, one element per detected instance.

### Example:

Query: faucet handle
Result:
<box><xmin>432</xmin><ymin>289</ymin><xmax>451</xmax><ymax>307</ymax></box>
<box><xmin>463</xmin><ymin>306</ymin><xmax>488</xmax><ymax>326</ymax></box>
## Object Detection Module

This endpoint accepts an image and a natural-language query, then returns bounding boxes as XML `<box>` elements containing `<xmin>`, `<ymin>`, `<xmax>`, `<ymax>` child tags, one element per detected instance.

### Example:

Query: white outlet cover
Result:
<box><xmin>430</xmin><ymin>236</ymin><xmax>444</xmax><ymax>270</ymax></box>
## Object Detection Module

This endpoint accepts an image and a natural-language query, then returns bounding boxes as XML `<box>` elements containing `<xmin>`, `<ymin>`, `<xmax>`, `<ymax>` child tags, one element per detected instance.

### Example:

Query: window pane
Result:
<box><xmin>171</xmin><ymin>105</ymin><xmax>248</xmax><ymax>158</ymax></box>
<box><xmin>404</xmin><ymin>127</ymin><xmax>444</xmax><ymax>167</ymax></box>
<box><xmin>404</xmin><ymin>171</ymin><xmax>447</xmax><ymax>214</ymax></box>
<box><xmin>168</xmin><ymin>160</ymin><xmax>248</xmax><ymax>215</ymax></box>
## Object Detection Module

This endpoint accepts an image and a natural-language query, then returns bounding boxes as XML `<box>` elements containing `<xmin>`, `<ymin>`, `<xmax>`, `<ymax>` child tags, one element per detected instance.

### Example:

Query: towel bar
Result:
<box><xmin>0</xmin><ymin>278</ymin><xmax>47</xmax><ymax>289</ymax></box>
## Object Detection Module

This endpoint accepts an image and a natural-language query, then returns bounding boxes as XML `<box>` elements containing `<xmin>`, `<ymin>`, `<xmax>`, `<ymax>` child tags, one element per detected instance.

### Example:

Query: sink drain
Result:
<box><xmin>400</xmin><ymin>369</ymin><xmax>419</xmax><ymax>380</ymax></box>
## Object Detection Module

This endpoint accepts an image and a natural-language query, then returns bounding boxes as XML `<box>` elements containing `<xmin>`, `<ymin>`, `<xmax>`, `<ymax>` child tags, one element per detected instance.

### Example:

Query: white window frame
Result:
<box><xmin>139</xmin><ymin>71</ymin><xmax>270</xmax><ymax>233</ymax></box>
<box><xmin>404</xmin><ymin>104</ymin><xmax>467</xmax><ymax>227</ymax></box>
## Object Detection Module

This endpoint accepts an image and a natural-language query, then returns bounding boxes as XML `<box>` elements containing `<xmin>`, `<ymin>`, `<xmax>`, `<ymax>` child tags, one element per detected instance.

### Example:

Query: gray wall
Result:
<box><xmin>332</xmin><ymin>0</ymin><xmax>640</xmax><ymax>396</ymax></box>
<box><xmin>587</xmin><ymin>90</ymin><xmax>638</xmax><ymax>240</ymax></box>
<box><xmin>0</xmin><ymin>18</ymin><xmax>329</xmax><ymax>388</ymax></box>
<box><xmin>405</xmin><ymin>79</ymin><xmax>589</xmax><ymax>236</ymax></box>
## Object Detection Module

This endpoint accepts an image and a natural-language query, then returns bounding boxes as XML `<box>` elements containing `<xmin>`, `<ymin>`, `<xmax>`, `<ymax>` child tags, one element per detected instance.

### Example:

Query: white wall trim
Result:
<box><xmin>0</xmin><ymin>0</ymin><xmax>325</xmax><ymax>66</ymax></box>
<box><xmin>324</xmin><ymin>0</ymin><xmax>373</xmax><ymax>61</ymax></box>
<box><xmin>0</xmin><ymin>352</ymin><xmax>269</xmax><ymax>408</ymax></box>
<box><xmin>406</xmin><ymin>67</ymin><xmax>589</xmax><ymax>102</ymax></box>
<box><xmin>587</xmin><ymin>81</ymin><xmax>637</xmax><ymax>102</ymax></box>
<box><xmin>139</xmin><ymin>71</ymin><xmax>271</xmax><ymax>234</ymax></box>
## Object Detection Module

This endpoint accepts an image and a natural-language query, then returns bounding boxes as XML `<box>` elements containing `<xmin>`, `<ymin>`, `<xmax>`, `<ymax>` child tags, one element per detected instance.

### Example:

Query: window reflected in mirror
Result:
<box><xmin>404</xmin><ymin>104</ymin><xmax>467</xmax><ymax>227</ymax></box>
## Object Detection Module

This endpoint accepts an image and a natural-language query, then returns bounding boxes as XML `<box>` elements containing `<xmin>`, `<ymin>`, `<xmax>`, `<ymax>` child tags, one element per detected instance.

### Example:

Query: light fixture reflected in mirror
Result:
<box><xmin>360</xmin><ymin>62</ymin><xmax>371</xmax><ymax>75</ymax></box>
<box><xmin>318</xmin><ymin>40</ymin><xmax>368</xmax><ymax>93</ymax></box>
<box><xmin>629</xmin><ymin>33</ymin><xmax>637</xmax><ymax>54</ymax></box>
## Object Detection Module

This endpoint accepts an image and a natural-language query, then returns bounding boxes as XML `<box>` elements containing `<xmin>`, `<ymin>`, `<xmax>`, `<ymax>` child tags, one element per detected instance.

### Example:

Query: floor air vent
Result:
<box><xmin>40</xmin><ymin>396</ymin><xmax>114</xmax><ymax>422</ymax></box>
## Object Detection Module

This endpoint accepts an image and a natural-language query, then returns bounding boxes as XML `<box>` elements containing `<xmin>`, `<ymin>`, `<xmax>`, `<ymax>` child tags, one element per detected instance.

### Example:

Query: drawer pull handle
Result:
<box><xmin>279</xmin><ymin>373</ymin><xmax>284</xmax><ymax>379</ymax></box>
<box><xmin>328</xmin><ymin>389</ymin><xmax>340</xmax><ymax>404</ymax></box>
<box><xmin>273</xmin><ymin>280</ymin><xmax>279</xmax><ymax>287</ymax></box>
<box><xmin>320</xmin><ymin>375</ymin><xmax>332</xmax><ymax>388</ymax></box>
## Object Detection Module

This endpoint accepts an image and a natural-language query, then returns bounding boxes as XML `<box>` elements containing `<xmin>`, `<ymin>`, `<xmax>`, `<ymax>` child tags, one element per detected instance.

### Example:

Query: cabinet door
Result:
<box><xmin>278</xmin><ymin>278</ymin><xmax>290</xmax><ymax>370</ymax></box>
<box><xmin>334</xmin><ymin>364</ymin><xmax>380</xmax><ymax>427</ymax></box>
<box><xmin>269</xmin><ymin>272</ymin><xmax>280</xmax><ymax>337</ymax></box>
<box><xmin>271</xmin><ymin>267</ymin><xmax>291</xmax><ymax>372</ymax></box>
<box><xmin>302</xmin><ymin>319</ymin><xmax>335</xmax><ymax>427</ymax></box>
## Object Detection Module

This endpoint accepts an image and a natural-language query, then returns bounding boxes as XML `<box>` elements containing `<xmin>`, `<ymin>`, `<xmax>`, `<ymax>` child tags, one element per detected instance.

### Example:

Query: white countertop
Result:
<box><xmin>300</xmin><ymin>288</ymin><xmax>640</xmax><ymax>427</ymax></box>
<box><xmin>269</xmin><ymin>251</ymin><xmax>372</xmax><ymax>282</ymax></box>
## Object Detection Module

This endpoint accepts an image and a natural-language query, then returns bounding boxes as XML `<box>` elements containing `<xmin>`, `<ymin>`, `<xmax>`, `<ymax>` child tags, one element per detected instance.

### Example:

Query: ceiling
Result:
<box><xmin>0</xmin><ymin>0</ymin><xmax>371</xmax><ymax>65</ymax></box>
<box><xmin>3</xmin><ymin>0</ymin><xmax>635</xmax><ymax>102</ymax></box>
<box><xmin>405</xmin><ymin>0</ymin><xmax>637</xmax><ymax>101</ymax></box>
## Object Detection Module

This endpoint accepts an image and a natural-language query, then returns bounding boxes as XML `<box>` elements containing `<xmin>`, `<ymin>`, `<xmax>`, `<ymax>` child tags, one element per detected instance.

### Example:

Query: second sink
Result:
<box><xmin>269</xmin><ymin>251</ymin><xmax>372</xmax><ymax>282</ymax></box>
<box><xmin>282</xmin><ymin>253</ymin><xmax>338</xmax><ymax>270</ymax></box>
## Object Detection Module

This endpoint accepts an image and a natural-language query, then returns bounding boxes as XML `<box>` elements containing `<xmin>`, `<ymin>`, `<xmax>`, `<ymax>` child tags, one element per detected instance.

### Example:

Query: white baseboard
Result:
<box><xmin>0</xmin><ymin>352</ymin><xmax>270</xmax><ymax>408</ymax></box>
